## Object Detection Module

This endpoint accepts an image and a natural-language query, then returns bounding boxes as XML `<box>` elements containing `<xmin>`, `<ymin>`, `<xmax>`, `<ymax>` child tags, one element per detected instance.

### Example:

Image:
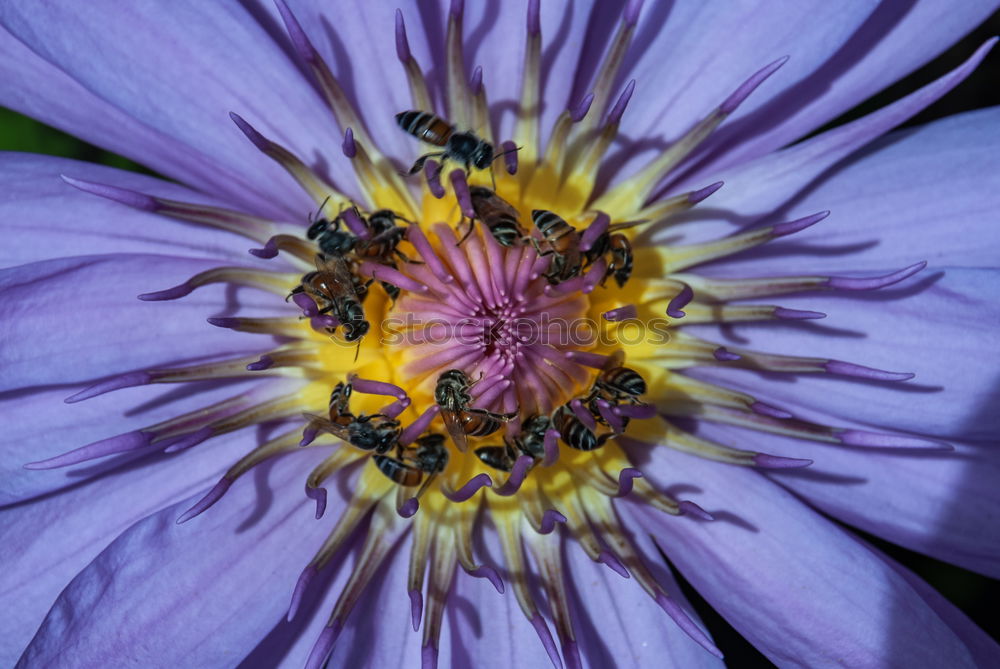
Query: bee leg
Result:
<box><xmin>393</xmin><ymin>248</ymin><xmax>424</xmax><ymax>265</ymax></box>
<box><xmin>456</xmin><ymin>218</ymin><xmax>477</xmax><ymax>246</ymax></box>
<box><xmin>407</xmin><ymin>152</ymin><xmax>446</xmax><ymax>176</ymax></box>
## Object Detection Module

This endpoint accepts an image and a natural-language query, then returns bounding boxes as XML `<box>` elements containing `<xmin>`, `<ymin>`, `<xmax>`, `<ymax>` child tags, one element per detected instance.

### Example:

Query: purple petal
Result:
<box><xmin>0</xmin><ymin>2</ymin><xmax>342</xmax><ymax>219</ymax></box>
<box><xmin>0</xmin><ymin>254</ymin><xmax>285</xmax><ymax>393</ymax></box>
<box><xmin>16</xmin><ymin>449</ymin><xmax>342</xmax><ymax>668</ymax></box>
<box><xmin>0</xmin><ymin>429</ymin><xmax>249</xmax><ymax>666</ymax></box>
<box><xmin>612</xmin><ymin>2</ymin><xmax>998</xmax><ymax>179</ymax></box>
<box><xmin>685</xmin><ymin>268</ymin><xmax>1000</xmax><ymax>442</ymax></box>
<box><xmin>693</xmin><ymin>418</ymin><xmax>1000</xmax><ymax>579</ymax></box>
<box><xmin>695</xmin><ymin>106</ymin><xmax>1000</xmax><ymax>276</ymax></box>
<box><xmin>0</xmin><ymin>154</ymin><xmax>271</xmax><ymax>267</ymax></box>
<box><xmin>561</xmin><ymin>539</ymin><xmax>724</xmax><ymax>668</ymax></box>
<box><xmin>629</xmin><ymin>447</ymin><xmax>996</xmax><ymax>667</ymax></box>
<box><xmin>0</xmin><ymin>378</ymin><xmax>292</xmax><ymax>505</ymax></box>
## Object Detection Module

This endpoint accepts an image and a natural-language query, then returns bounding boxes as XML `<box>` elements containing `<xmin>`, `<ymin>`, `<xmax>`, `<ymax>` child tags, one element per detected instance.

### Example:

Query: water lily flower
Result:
<box><xmin>3</xmin><ymin>1</ymin><xmax>1000</xmax><ymax>668</ymax></box>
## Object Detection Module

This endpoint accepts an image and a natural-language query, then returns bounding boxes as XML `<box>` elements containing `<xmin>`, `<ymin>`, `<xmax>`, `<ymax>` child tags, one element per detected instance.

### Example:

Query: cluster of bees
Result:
<box><xmin>307</xmin><ymin>355</ymin><xmax>648</xmax><ymax>494</ymax></box>
<box><xmin>291</xmin><ymin>110</ymin><xmax>638</xmax><ymax>347</ymax></box>
<box><xmin>294</xmin><ymin>110</ymin><xmax>650</xmax><ymax>493</ymax></box>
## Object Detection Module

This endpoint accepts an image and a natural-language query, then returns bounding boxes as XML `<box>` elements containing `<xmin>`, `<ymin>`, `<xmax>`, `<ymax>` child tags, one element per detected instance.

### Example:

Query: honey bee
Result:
<box><xmin>396</xmin><ymin>110</ymin><xmax>495</xmax><ymax>177</ymax></box>
<box><xmin>290</xmin><ymin>255</ymin><xmax>370</xmax><ymax>341</ymax></box>
<box><xmin>434</xmin><ymin>369</ymin><xmax>516</xmax><ymax>452</ymax></box>
<box><xmin>305</xmin><ymin>381</ymin><xmax>401</xmax><ymax>453</ymax></box>
<box><xmin>588</xmin><ymin>350</ymin><xmax>647</xmax><ymax>403</ymax></box>
<box><xmin>551</xmin><ymin>403</ymin><xmax>609</xmax><ymax>451</ymax></box>
<box><xmin>373</xmin><ymin>432</ymin><xmax>449</xmax><ymax>499</ymax></box>
<box><xmin>584</xmin><ymin>231</ymin><xmax>633</xmax><ymax>287</ymax></box>
<box><xmin>459</xmin><ymin>186</ymin><xmax>528</xmax><ymax>247</ymax></box>
<box><xmin>529</xmin><ymin>210</ymin><xmax>585</xmax><ymax>285</ymax></box>
<box><xmin>474</xmin><ymin>414</ymin><xmax>551</xmax><ymax>472</ymax></box>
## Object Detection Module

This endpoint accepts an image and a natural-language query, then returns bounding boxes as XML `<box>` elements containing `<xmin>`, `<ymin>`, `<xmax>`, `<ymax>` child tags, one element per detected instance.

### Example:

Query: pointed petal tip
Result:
<box><xmin>421</xmin><ymin>643</ymin><xmax>439</xmax><ymax>669</ymax></box>
<box><xmin>597</xmin><ymin>550</ymin><xmax>630</xmax><ymax>578</ymax></box>
<box><xmin>753</xmin><ymin>453</ymin><xmax>813</xmax><ymax>469</ymax></box>
<box><xmin>229</xmin><ymin>112</ymin><xmax>270</xmax><ymax>151</ymax></box>
<box><xmin>773</xmin><ymin>306</ymin><xmax>826</xmax><ymax>320</ymax></box>
<box><xmin>838</xmin><ymin>430</ymin><xmax>952</xmax><ymax>451</ymax></box>
<box><xmin>305</xmin><ymin>622</ymin><xmax>342</xmax><ymax>669</ymax></box>
<box><xmin>687</xmin><ymin>180</ymin><xmax>724</xmax><ymax>204</ymax></box>
<box><xmin>824</xmin><ymin>360</ymin><xmax>914</xmax><ymax>382</ymax></box>
<box><xmin>720</xmin><ymin>55</ymin><xmax>789</xmax><ymax>114</ymax></box>
<box><xmin>678</xmin><ymin>500</ymin><xmax>714</xmax><ymax>521</ymax></box>
<box><xmin>529</xmin><ymin>614</ymin><xmax>563</xmax><ymax>669</ymax></box>
<box><xmin>771</xmin><ymin>210</ymin><xmax>829</xmax><ymax>237</ymax></box>
<box><xmin>60</xmin><ymin>175</ymin><xmax>159</xmax><ymax>211</ymax></box>
<box><xmin>65</xmin><ymin>371</ymin><xmax>153</xmax><ymax>403</ymax></box>
<box><xmin>288</xmin><ymin>565</ymin><xmax>320</xmax><ymax>622</ymax></box>
<box><xmin>24</xmin><ymin>431</ymin><xmax>151</xmax><ymax>470</ymax></box>
<box><xmin>177</xmin><ymin>478</ymin><xmax>232</xmax><ymax>524</ymax></box>
<box><xmin>655</xmin><ymin>593</ymin><xmax>724</xmax><ymax>658</ymax></box>
<box><xmin>827</xmin><ymin>261</ymin><xmax>927</xmax><ymax>291</ymax></box>
<box><xmin>408</xmin><ymin>589</ymin><xmax>423</xmax><ymax>631</ymax></box>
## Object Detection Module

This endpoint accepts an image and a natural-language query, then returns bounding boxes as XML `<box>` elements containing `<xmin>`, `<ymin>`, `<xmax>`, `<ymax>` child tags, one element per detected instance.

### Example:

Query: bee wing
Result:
<box><xmin>441</xmin><ymin>409</ymin><xmax>469</xmax><ymax>452</ymax></box>
<box><xmin>302</xmin><ymin>413</ymin><xmax>353</xmax><ymax>442</ymax></box>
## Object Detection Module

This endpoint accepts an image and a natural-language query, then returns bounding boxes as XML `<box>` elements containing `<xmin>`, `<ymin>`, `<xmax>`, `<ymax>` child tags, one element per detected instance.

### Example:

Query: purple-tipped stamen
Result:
<box><xmin>494</xmin><ymin>455</ymin><xmax>533</xmax><ymax>496</ymax></box>
<box><xmin>442</xmin><ymin>473</ymin><xmax>493</xmax><ymax>502</ymax></box>
<box><xmin>666</xmin><ymin>283</ymin><xmax>694</xmax><ymax>318</ymax></box>
<box><xmin>394</xmin><ymin>9</ymin><xmax>412</xmax><ymax>62</ymax></box>
<box><xmin>288</xmin><ymin>565</ymin><xmax>320</xmax><ymax>621</ymax></box>
<box><xmin>827</xmin><ymin>261</ymin><xmax>928</xmax><ymax>290</ymax></box>
<box><xmin>304</xmin><ymin>622</ymin><xmax>342</xmax><ymax>669</ymax></box>
<box><xmin>342</xmin><ymin>127</ymin><xmax>357</xmax><ymax>158</ymax></box>
<box><xmin>407</xmin><ymin>224</ymin><xmax>454</xmax><ymax>282</ymax></box>
<box><xmin>614</xmin><ymin>404</ymin><xmax>656</xmax><ymax>419</ymax></box>
<box><xmin>246</xmin><ymin>355</ymin><xmax>274</xmax><ymax>371</ymax></box>
<box><xmin>597</xmin><ymin>550</ymin><xmax>630</xmax><ymax>578</ymax></box>
<box><xmin>654</xmin><ymin>594</ymin><xmax>724</xmax><ymax>659</ymax></box>
<box><xmin>408</xmin><ymin>589</ymin><xmax>423</xmax><ymax>632</ymax></box>
<box><xmin>310</xmin><ymin>315</ymin><xmax>339</xmax><ymax>333</ymax></box>
<box><xmin>613</xmin><ymin>468</ymin><xmax>643</xmax><ymax>497</ymax></box>
<box><xmin>360</xmin><ymin>262</ymin><xmax>429</xmax><ymax>294</ymax></box>
<box><xmin>753</xmin><ymin>453</ymin><xmax>814</xmax><ymax>469</ymax></box>
<box><xmin>678</xmin><ymin>500</ymin><xmax>714</xmax><ymax>521</ymax></box>
<box><xmin>299</xmin><ymin>425</ymin><xmax>319</xmax><ymax>447</ymax></box>
<box><xmin>398</xmin><ymin>406</ymin><xmax>441</xmax><ymax>446</ymax></box>
<box><xmin>450</xmin><ymin>170</ymin><xmax>476</xmax><ymax>219</ymax></box>
<box><xmin>603</xmin><ymin>304</ymin><xmax>638</xmax><ymax>322</ymax></box>
<box><xmin>207</xmin><ymin>317</ymin><xmax>241</xmax><ymax>329</ymax></box>
<box><xmin>837</xmin><ymin>430</ymin><xmax>952</xmax><ymax>450</ymax></box>
<box><xmin>161</xmin><ymin>426</ymin><xmax>215</xmax><ymax>453</ymax></box>
<box><xmin>350</xmin><ymin>376</ymin><xmax>408</xmax><ymax>400</ymax></box>
<box><xmin>719</xmin><ymin>55</ymin><xmax>789</xmax><ymax>115</ymax></box>
<box><xmin>605</xmin><ymin>79</ymin><xmax>635</xmax><ymax>126</ymax></box>
<box><xmin>687</xmin><ymin>180</ymin><xmax>724</xmax><ymax>204</ymax></box>
<box><xmin>249</xmin><ymin>237</ymin><xmax>280</xmax><ymax>259</ymax></box>
<box><xmin>579</xmin><ymin>212</ymin><xmax>610</xmax><ymax>252</ymax></box>
<box><xmin>176</xmin><ymin>479</ymin><xmax>232</xmax><ymax>524</ymax></box>
<box><xmin>527</xmin><ymin>0</ymin><xmax>541</xmax><ymax>34</ymax></box>
<box><xmin>623</xmin><ymin>0</ymin><xmax>644</xmax><ymax>26</ymax></box>
<box><xmin>569</xmin><ymin>399</ymin><xmax>597</xmax><ymax>430</ymax></box>
<box><xmin>339</xmin><ymin>207</ymin><xmax>370</xmax><ymax>239</ymax></box>
<box><xmin>771</xmin><ymin>210</ymin><xmax>829</xmax><ymax>237</ymax></box>
<box><xmin>502</xmin><ymin>140</ymin><xmax>518</xmax><ymax>175</ymax></box>
<box><xmin>823</xmin><ymin>360</ymin><xmax>914</xmax><ymax>382</ymax></box>
<box><xmin>24</xmin><ymin>431</ymin><xmax>151</xmax><ymax>470</ymax></box>
<box><xmin>60</xmin><ymin>175</ymin><xmax>158</xmax><ymax>211</ymax></box>
<box><xmin>466</xmin><ymin>565</ymin><xmax>505</xmax><ymax>593</ymax></box>
<box><xmin>292</xmin><ymin>291</ymin><xmax>319</xmax><ymax>316</ymax></box>
<box><xmin>424</xmin><ymin>160</ymin><xmax>445</xmax><ymax>198</ymax></box>
<box><xmin>542</xmin><ymin>429</ymin><xmax>561</xmax><ymax>466</ymax></box>
<box><xmin>379</xmin><ymin>397</ymin><xmax>411</xmax><ymax>419</ymax></box>
<box><xmin>538</xmin><ymin>509</ymin><xmax>567</xmax><ymax>535</ymax></box>
<box><xmin>229</xmin><ymin>111</ymin><xmax>271</xmax><ymax>152</ymax></box>
<box><xmin>306</xmin><ymin>485</ymin><xmax>328</xmax><ymax>519</ymax></box>
<box><xmin>65</xmin><ymin>371</ymin><xmax>153</xmax><ymax>403</ymax></box>
<box><xmin>570</xmin><ymin>93</ymin><xmax>595</xmax><ymax>123</ymax></box>
<box><xmin>773</xmin><ymin>306</ymin><xmax>826</xmax><ymax>320</ymax></box>
<box><xmin>529</xmin><ymin>614</ymin><xmax>563</xmax><ymax>669</ymax></box>
<box><xmin>469</xmin><ymin>66</ymin><xmax>483</xmax><ymax>95</ymax></box>
<box><xmin>138</xmin><ymin>281</ymin><xmax>196</xmax><ymax>302</ymax></box>
<box><xmin>398</xmin><ymin>497</ymin><xmax>420</xmax><ymax>518</ymax></box>
<box><xmin>713</xmin><ymin>347</ymin><xmax>741</xmax><ymax>361</ymax></box>
<box><xmin>596</xmin><ymin>399</ymin><xmax>624</xmax><ymax>432</ymax></box>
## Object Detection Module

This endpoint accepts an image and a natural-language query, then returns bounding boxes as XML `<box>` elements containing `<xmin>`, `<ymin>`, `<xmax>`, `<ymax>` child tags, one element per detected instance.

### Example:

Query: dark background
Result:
<box><xmin>1</xmin><ymin>9</ymin><xmax>997</xmax><ymax>668</ymax></box>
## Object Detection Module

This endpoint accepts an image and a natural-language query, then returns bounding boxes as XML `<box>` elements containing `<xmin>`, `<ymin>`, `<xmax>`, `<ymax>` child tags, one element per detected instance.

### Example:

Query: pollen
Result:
<box><xmin>37</xmin><ymin>2</ymin><xmax>945</xmax><ymax>668</ymax></box>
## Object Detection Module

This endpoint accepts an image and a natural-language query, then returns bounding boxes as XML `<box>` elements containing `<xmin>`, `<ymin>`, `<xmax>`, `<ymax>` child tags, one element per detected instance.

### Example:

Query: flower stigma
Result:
<box><xmin>33</xmin><ymin>2</ymin><xmax>952</xmax><ymax>668</ymax></box>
